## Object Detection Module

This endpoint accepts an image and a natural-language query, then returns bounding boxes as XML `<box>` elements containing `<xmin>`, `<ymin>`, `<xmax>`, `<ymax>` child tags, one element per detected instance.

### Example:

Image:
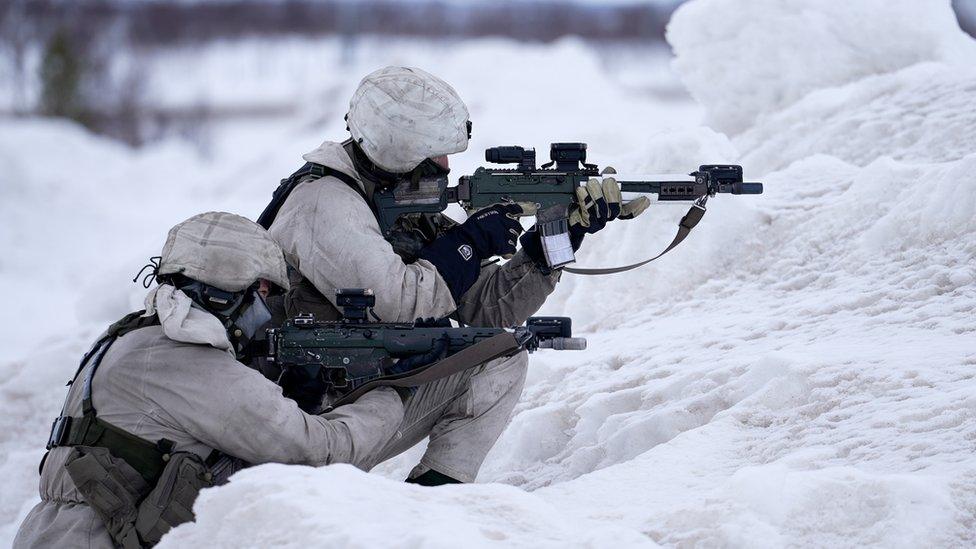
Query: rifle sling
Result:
<box><xmin>563</xmin><ymin>202</ymin><xmax>706</xmax><ymax>275</ymax></box>
<box><xmin>328</xmin><ymin>332</ymin><xmax>523</xmax><ymax>410</ymax></box>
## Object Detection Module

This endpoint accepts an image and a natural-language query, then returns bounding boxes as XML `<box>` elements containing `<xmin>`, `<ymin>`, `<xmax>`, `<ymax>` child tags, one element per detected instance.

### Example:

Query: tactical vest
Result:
<box><xmin>44</xmin><ymin>311</ymin><xmax>246</xmax><ymax>548</ymax></box>
<box><xmin>258</xmin><ymin>161</ymin><xmax>456</xmax><ymax>324</ymax></box>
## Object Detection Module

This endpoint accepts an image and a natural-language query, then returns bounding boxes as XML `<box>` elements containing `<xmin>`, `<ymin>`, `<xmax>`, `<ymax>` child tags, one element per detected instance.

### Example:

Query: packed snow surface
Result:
<box><xmin>158</xmin><ymin>464</ymin><xmax>655</xmax><ymax>549</ymax></box>
<box><xmin>2</xmin><ymin>0</ymin><xmax>975</xmax><ymax>547</ymax></box>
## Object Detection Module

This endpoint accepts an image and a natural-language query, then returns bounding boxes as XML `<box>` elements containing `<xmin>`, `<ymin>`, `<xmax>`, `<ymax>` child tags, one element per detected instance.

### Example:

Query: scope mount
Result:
<box><xmin>335</xmin><ymin>288</ymin><xmax>375</xmax><ymax>323</ymax></box>
<box><xmin>543</xmin><ymin>142</ymin><xmax>595</xmax><ymax>171</ymax></box>
<box><xmin>484</xmin><ymin>142</ymin><xmax>598</xmax><ymax>172</ymax></box>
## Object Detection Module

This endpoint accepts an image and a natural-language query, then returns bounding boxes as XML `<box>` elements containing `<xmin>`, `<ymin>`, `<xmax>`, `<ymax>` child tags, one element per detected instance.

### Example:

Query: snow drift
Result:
<box><xmin>157</xmin><ymin>464</ymin><xmax>654</xmax><ymax>549</ymax></box>
<box><xmin>2</xmin><ymin>0</ymin><xmax>976</xmax><ymax>547</ymax></box>
<box><xmin>667</xmin><ymin>0</ymin><xmax>976</xmax><ymax>135</ymax></box>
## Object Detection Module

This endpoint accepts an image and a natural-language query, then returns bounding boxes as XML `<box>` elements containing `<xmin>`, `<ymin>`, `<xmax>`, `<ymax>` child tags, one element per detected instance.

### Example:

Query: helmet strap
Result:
<box><xmin>343</xmin><ymin>139</ymin><xmax>449</xmax><ymax>194</ymax></box>
<box><xmin>344</xmin><ymin>139</ymin><xmax>398</xmax><ymax>193</ymax></box>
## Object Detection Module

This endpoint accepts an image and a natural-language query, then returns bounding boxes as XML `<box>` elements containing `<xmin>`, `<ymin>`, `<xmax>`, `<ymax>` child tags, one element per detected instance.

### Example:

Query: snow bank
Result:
<box><xmin>721</xmin><ymin>465</ymin><xmax>956</xmax><ymax>547</ymax></box>
<box><xmin>159</xmin><ymin>464</ymin><xmax>655</xmax><ymax>549</ymax></box>
<box><xmin>738</xmin><ymin>62</ymin><xmax>976</xmax><ymax>173</ymax></box>
<box><xmin>477</xmin><ymin>1</ymin><xmax>976</xmax><ymax>544</ymax></box>
<box><xmin>0</xmin><ymin>119</ymin><xmax>257</xmax><ymax>362</ymax></box>
<box><xmin>667</xmin><ymin>0</ymin><xmax>976</xmax><ymax>134</ymax></box>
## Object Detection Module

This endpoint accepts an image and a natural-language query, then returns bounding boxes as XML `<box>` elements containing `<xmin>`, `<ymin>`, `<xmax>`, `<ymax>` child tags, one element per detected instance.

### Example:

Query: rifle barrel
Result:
<box><xmin>734</xmin><ymin>182</ymin><xmax>764</xmax><ymax>195</ymax></box>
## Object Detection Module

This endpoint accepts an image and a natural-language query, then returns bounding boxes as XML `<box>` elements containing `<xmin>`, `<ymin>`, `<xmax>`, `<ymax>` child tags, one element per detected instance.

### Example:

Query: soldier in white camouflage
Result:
<box><xmin>265</xmin><ymin>66</ymin><xmax>646</xmax><ymax>485</ymax></box>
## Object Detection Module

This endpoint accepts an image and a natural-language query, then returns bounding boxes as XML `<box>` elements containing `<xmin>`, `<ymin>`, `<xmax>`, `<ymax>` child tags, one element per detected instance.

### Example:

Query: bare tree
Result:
<box><xmin>0</xmin><ymin>0</ymin><xmax>35</xmax><ymax>114</ymax></box>
<box><xmin>39</xmin><ymin>29</ymin><xmax>86</xmax><ymax>121</ymax></box>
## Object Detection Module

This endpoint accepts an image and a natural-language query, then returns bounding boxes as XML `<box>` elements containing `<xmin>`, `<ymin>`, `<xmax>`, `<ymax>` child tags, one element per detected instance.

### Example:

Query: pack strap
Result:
<box><xmin>257</xmin><ymin>162</ymin><xmax>366</xmax><ymax>229</ymax></box>
<box><xmin>67</xmin><ymin>311</ymin><xmax>159</xmax><ymax>388</ymax></box>
<box><xmin>327</xmin><ymin>332</ymin><xmax>523</xmax><ymax>410</ymax></box>
<box><xmin>45</xmin><ymin>311</ymin><xmax>175</xmax><ymax>483</ymax></box>
<box><xmin>81</xmin><ymin>312</ymin><xmax>161</xmax><ymax>415</ymax></box>
<box><xmin>563</xmin><ymin>200</ymin><xmax>706</xmax><ymax>275</ymax></box>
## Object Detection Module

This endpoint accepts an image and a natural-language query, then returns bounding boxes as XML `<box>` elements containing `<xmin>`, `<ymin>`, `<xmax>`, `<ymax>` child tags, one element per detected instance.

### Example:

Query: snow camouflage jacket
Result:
<box><xmin>268</xmin><ymin>140</ymin><xmax>561</xmax><ymax>327</ymax></box>
<box><xmin>14</xmin><ymin>287</ymin><xmax>404</xmax><ymax>549</ymax></box>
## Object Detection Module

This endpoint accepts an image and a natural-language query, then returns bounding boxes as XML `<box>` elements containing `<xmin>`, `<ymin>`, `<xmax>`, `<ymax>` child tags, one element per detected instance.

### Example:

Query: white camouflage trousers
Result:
<box><xmin>355</xmin><ymin>351</ymin><xmax>529</xmax><ymax>482</ymax></box>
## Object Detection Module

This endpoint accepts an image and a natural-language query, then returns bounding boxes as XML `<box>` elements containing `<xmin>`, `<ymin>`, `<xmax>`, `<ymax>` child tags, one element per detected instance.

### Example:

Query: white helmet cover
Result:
<box><xmin>347</xmin><ymin>66</ymin><xmax>470</xmax><ymax>173</ymax></box>
<box><xmin>157</xmin><ymin>211</ymin><xmax>289</xmax><ymax>293</ymax></box>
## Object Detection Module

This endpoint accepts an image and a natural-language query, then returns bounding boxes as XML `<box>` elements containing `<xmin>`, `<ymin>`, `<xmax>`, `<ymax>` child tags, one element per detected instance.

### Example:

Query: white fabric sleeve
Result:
<box><xmin>457</xmin><ymin>249</ymin><xmax>561</xmax><ymax>328</ymax></box>
<box><xmin>154</xmin><ymin>351</ymin><xmax>405</xmax><ymax>468</ymax></box>
<box><xmin>269</xmin><ymin>177</ymin><xmax>457</xmax><ymax>322</ymax></box>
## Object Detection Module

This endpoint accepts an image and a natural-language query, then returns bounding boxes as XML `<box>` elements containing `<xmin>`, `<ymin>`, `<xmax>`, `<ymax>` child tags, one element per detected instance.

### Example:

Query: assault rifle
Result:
<box><xmin>373</xmin><ymin>142</ymin><xmax>763</xmax><ymax>273</ymax></box>
<box><xmin>265</xmin><ymin>289</ymin><xmax>585</xmax><ymax>412</ymax></box>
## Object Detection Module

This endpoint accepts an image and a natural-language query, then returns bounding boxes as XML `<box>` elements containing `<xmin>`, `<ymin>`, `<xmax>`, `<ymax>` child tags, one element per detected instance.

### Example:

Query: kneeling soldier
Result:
<box><xmin>15</xmin><ymin>212</ymin><xmax>526</xmax><ymax>548</ymax></box>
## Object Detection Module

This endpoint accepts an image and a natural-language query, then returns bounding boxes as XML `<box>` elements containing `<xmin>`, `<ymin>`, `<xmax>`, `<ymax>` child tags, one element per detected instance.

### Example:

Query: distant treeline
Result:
<box><xmin>5</xmin><ymin>0</ymin><xmax>972</xmax><ymax>146</ymax></box>
<box><xmin>0</xmin><ymin>0</ymin><xmax>681</xmax><ymax>145</ymax></box>
<box><xmin>12</xmin><ymin>0</ymin><xmax>681</xmax><ymax>45</ymax></box>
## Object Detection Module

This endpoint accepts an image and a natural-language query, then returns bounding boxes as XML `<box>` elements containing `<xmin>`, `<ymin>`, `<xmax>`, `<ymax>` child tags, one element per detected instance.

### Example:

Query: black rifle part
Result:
<box><xmin>258</xmin><ymin>142</ymin><xmax>763</xmax><ymax>276</ymax></box>
<box><xmin>267</xmin><ymin>290</ymin><xmax>584</xmax><ymax>412</ymax></box>
<box><xmin>394</xmin><ymin>142</ymin><xmax>763</xmax><ymax>274</ymax></box>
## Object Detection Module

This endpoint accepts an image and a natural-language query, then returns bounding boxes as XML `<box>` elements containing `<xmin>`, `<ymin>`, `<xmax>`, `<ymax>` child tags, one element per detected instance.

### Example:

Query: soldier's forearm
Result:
<box><xmin>456</xmin><ymin>249</ymin><xmax>560</xmax><ymax>327</ymax></box>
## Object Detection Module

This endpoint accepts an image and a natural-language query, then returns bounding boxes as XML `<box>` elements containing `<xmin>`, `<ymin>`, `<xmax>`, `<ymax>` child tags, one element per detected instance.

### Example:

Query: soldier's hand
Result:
<box><xmin>569</xmin><ymin>176</ymin><xmax>649</xmax><ymax>248</ymax></box>
<box><xmin>418</xmin><ymin>202</ymin><xmax>531</xmax><ymax>301</ymax></box>
<box><xmin>459</xmin><ymin>202</ymin><xmax>532</xmax><ymax>259</ymax></box>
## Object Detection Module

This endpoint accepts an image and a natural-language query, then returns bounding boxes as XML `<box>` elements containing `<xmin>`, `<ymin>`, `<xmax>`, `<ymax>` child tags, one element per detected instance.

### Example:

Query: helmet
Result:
<box><xmin>151</xmin><ymin>212</ymin><xmax>289</xmax><ymax>359</ymax></box>
<box><xmin>347</xmin><ymin>66</ymin><xmax>470</xmax><ymax>174</ymax></box>
<box><xmin>158</xmin><ymin>211</ymin><xmax>289</xmax><ymax>293</ymax></box>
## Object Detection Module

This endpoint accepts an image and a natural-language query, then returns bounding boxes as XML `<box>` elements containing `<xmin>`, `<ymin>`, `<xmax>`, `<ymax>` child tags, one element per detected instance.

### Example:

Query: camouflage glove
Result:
<box><xmin>519</xmin><ymin>174</ymin><xmax>650</xmax><ymax>270</ymax></box>
<box><xmin>568</xmin><ymin>175</ymin><xmax>650</xmax><ymax>249</ymax></box>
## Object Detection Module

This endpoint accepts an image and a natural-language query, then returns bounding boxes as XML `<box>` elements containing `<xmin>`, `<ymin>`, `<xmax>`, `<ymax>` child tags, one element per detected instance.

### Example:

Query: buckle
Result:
<box><xmin>46</xmin><ymin>416</ymin><xmax>72</xmax><ymax>450</ymax></box>
<box><xmin>307</xmin><ymin>163</ymin><xmax>327</xmax><ymax>178</ymax></box>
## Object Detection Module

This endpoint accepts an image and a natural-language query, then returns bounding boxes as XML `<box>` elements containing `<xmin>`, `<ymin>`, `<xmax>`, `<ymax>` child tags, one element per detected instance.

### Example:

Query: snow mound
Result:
<box><xmin>159</xmin><ymin>464</ymin><xmax>655</xmax><ymax>549</ymax></box>
<box><xmin>719</xmin><ymin>465</ymin><xmax>957</xmax><ymax>547</ymax></box>
<box><xmin>472</xmin><ymin>1</ymin><xmax>976</xmax><ymax>544</ymax></box>
<box><xmin>667</xmin><ymin>0</ymin><xmax>976</xmax><ymax>134</ymax></box>
<box><xmin>739</xmin><ymin>62</ymin><xmax>976</xmax><ymax>173</ymax></box>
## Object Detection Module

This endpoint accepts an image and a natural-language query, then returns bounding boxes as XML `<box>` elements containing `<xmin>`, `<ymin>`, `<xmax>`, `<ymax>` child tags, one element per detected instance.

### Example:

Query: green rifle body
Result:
<box><xmin>265</xmin><ymin>290</ymin><xmax>583</xmax><ymax>412</ymax></box>
<box><xmin>453</xmin><ymin>160</ymin><xmax>760</xmax><ymax>210</ymax></box>
<box><xmin>372</xmin><ymin>143</ymin><xmax>762</xmax><ymax>268</ymax></box>
<box><xmin>375</xmin><ymin>143</ymin><xmax>762</xmax><ymax>232</ymax></box>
